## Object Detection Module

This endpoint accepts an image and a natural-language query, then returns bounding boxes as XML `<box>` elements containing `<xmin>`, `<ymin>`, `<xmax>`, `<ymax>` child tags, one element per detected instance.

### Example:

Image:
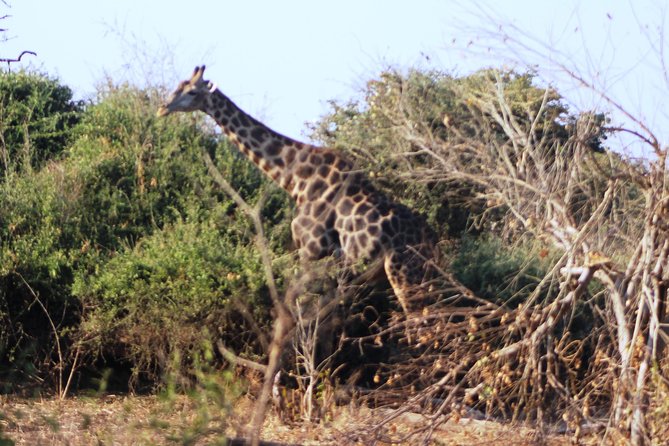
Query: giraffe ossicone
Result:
<box><xmin>158</xmin><ymin>65</ymin><xmax>438</xmax><ymax>313</ymax></box>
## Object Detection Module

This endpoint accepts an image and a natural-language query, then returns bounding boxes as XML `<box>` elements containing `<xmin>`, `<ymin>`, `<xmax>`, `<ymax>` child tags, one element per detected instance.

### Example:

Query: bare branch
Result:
<box><xmin>216</xmin><ymin>340</ymin><xmax>267</xmax><ymax>373</ymax></box>
<box><xmin>0</xmin><ymin>50</ymin><xmax>37</xmax><ymax>65</ymax></box>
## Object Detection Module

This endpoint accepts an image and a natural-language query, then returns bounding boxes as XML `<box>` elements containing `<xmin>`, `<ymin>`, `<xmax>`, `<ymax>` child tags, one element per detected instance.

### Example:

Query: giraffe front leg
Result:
<box><xmin>290</xmin><ymin>213</ymin><xmax>345</xmax><ymax>368</ymax></box>
<box><xmin>291</xmin><ymin>209</ymin><xmax>340</xmax><ymax>262</ymax></box>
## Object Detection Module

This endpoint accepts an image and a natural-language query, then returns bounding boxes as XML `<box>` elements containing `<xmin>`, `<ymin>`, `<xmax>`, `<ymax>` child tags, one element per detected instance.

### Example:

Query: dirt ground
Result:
<box><xmin>0</xmin><ymin>394</ymin><xmax>584</xmax><ymax>445</ymax></box>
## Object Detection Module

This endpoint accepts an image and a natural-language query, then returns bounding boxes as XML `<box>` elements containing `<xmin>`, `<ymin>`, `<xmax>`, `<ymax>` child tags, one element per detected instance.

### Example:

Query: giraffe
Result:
<box><xmin>157</xmin><ymin>66</ymin><xmax>438</xmax><ymax>313</ymax></box>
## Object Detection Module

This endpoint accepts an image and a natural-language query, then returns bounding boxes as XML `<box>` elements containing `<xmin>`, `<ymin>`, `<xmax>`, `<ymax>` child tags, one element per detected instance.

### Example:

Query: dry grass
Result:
<box><xmin>0</xmin><ymin>394</ymin><xmax>584</xmax><ymax>445</ymax></box>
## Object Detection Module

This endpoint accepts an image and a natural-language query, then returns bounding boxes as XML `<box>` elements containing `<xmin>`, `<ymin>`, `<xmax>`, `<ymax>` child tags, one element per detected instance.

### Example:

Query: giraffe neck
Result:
<box><xmin>203</xmin><ymin>89</ymin><xmax>308</xmax><ymax>195</ymax></box>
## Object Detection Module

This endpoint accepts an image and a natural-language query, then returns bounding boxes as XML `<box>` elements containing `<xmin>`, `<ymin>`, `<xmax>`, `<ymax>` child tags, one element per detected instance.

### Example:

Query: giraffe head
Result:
<box><xmin>157</xmin><ymin>65</ymin><xmax>215</xmax><ymax>117</ymax></box>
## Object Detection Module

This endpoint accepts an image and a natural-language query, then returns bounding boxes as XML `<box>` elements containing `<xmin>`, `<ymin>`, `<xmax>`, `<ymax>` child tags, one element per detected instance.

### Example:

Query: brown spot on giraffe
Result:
<box><xmin>238</xmin><ymin>113</ymin><xmax>251</xmax><ymax>128</ymax></box>
<box><xmin>317</xmin><ymin>165</ymin><xmax>330</xmax><ymax>178</ymax></box>
<box><xmin>313</xmin><ymin>201</ymin><xmax>327</xmax><ymax>217</ymax></box>
<box><xmin>158</xmin><ymin>65</ymin><xmax>438</xmax><ymax>313</ymax></box>
<box><xmin>323</xmin><ymin>152</ymin><xmax>336</xmax><ymax>165</ymax></box>
<box><xmin>335</xmin><ymin>159</ymin><xmax>348</xmax><ymax>171</ymax></box>
<box><xmin>295</xmin><ymin>165</ymin><xmax>314</xmax><ymax>179</ymax></box>
<box><xmin>358</xmin><ymin>233</ymin><xmax>368</xmax><ymax>249</ymax></box>
<box><xmin>284</xmin><ymin>147</ymin><xmax>296</xmax><ymax>164</ymax></box>
<box><xmin>306</xmin><ymin>179</ymin><xmax>327</xmax><ymax>201</ymax></box>
<box><xmin>357</xmin><ymin>202</ymin><xmax>371</xmax><ymax>215</ymax></box>
<box><xmin>338</xmin><ymin>197</ymin><xmax>354</xmax><ymax>216</ymax></box>
<box><xmin>251</xmin><ymin>127</ymin><xmax>267</xmax><ymax>143</ymax></box>
<box><xmin>265</xmin><ymin>139</ymin><xmax>283</xmax><ymax>157</ymax></box>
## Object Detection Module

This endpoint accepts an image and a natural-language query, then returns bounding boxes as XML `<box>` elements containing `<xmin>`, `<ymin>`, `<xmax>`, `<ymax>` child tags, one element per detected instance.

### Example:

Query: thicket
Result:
<box><xmin>0</xmin><ymin>71</ymin><xmax>292</xmax><ymax>394</ymax></box>
<box><xmin>0</xmin><ymin>71</ymin><xmax>82</xmax><ymax>175</ymax></box>
<box><xmin>0</xmin><ymin>65</ymin><xmax>664</xmax><ymax>445</ymax></box>
<box><xmin>0</xmin><ymin>68</ymin><xmax>606</xmax><ymax>388</ymax></box>
<box><xmin>307</xmin><ymin>68</ymin><xmax>666</xmax><ymax>445</ymax></box>
<box><xmin>308</xmin><ymin>69</ymin><xmax>606</xmax><ymax>295</ymax></box>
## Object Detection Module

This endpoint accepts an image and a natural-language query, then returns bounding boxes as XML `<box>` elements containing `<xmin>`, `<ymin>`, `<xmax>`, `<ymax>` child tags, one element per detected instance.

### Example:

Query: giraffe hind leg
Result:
<box><xmin>384</xmin><ymin>253</ymin><xmax>411</xmax><ymax>314</ymax></box>
<box><xmin>384</xmin><ymin>250</ymin><xmax>431</xmax><ymax>315</ymax></box>
<box><xmin>385</xmin><ymin>252</ymin><xmax>423</xmax><ymax>345</ymax></box>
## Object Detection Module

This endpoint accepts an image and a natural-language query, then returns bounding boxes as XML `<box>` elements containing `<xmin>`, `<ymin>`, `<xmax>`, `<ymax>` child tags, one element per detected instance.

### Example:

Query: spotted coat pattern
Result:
<box><xmin>158</xmin><ymin>66</ymin><xmax>437</xmax><ymax>312</ymax></box>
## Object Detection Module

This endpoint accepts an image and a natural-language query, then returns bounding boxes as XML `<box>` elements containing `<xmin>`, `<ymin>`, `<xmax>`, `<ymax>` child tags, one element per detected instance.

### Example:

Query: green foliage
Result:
<box><xmin>451</xmin><ymin>236</ymin><xmax>552</xmax><ymax>304</ymax></box>
<box><xmin>0</xmin><ymin>70</ymin><xmax>82</xmax><ymax>175</ymax></box>
<box><xmin>66</xmin><ymin>84</ymin><xmax>216</xmax><ymax>248</ymax></box>
<box><xmin>0</xmin><ymin>80</ymin><xmax>293</xmax><ymax>390</ymax></box>
<box><xmin>73</xmin><ymin>217</ymin><xmax>267</xmax><ymax>382</ymax></box>
<box><xmin>0</xmin><ymin>167</ymin><xmax>80</xmax><ymax>390</ymax></box>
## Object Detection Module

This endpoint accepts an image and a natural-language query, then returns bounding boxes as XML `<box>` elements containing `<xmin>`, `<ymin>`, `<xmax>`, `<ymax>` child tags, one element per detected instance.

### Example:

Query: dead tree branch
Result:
<box><xmin>0</xmin><ymin>50</ymin><xmax>36</xmax><ymax>68</ymax></box>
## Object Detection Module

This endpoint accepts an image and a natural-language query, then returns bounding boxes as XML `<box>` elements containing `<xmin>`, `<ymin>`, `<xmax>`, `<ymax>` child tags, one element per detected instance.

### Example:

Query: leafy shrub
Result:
<box><xmin>73</xmin><ymin>217</ymin><xmax>268</xmax><ymax>384</ymax></box>
<box><xmin>0</xmin><ymin>70</ymin><xmax>82</xmax><ymax>174</ymax></box>
<box><xmin>0</xmin><ymin>81</ymin><xmax>294</xmax><ymax>390</ymax></box>
<box><xmin>0</xmin><ymin>163</ymin><xmax>83</xmax><ymax>391</ymax></box>
<box><xmin>451</xmin><ymin>236</ymin><xmax>552</xmax><ymax>305</ymax></box>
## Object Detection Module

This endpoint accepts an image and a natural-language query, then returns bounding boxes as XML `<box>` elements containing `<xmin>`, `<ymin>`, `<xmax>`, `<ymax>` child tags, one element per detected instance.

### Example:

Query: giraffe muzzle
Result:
<box><xmin>156</xmin><ymin>105</ymin><xmax>171</xmax><ymax>117</ymax></box>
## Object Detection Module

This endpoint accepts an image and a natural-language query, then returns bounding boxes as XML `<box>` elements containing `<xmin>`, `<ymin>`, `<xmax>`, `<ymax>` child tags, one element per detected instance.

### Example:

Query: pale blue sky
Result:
<box><xmin>4</xmin><ymin>1</ymin><xmax>668</xmax><ymax>156</ymax></box>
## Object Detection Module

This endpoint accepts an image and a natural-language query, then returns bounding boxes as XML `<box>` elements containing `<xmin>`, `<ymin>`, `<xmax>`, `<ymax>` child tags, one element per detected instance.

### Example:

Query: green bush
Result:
<box><xmin>0</xmin><ymin>165</ymin><xmax>81</xmax><ymax>391</ymax></box>
<box><xmin>0</xmin><ymin>70</ymin><xmax>82</xmax><ymax>175</ymax></box>
<box><xmin>451</xmin><ymin>236</ymin><xmax>552</xmax><ymax>305</ymax></box>
<box><xmin>72</xmin><ymin>217</ymin><xmax>268</xmax><ymax>384</ymax></box>
<box><xmin>0</xmin><ymin>81</ymin><xmax>294</xmax><ymax>390</ymax></box>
